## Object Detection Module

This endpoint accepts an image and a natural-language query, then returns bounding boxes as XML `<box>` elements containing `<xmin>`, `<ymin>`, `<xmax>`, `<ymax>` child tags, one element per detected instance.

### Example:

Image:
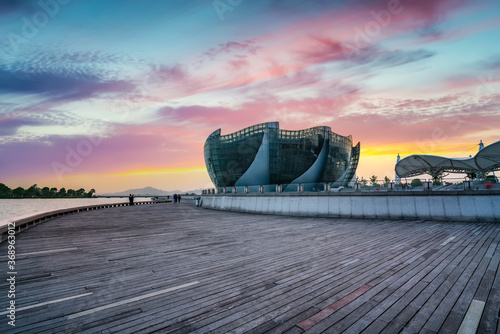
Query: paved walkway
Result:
<box><xmin>0</xmin><ymin>201</ymin><xmax>499</xmax><ymax>333</ymax></box>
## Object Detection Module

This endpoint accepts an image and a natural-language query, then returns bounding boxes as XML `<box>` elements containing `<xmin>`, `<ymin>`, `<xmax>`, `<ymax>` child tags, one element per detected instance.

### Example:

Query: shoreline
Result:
<box><xmin>0</xmin><ymin>198</ymin><xmax>150</xmax><ymax>222</ymax></box>
<box><xmin>0</xmin><ymin>199</ymin><xmax>171</xmax><ymax>243</ymax></box>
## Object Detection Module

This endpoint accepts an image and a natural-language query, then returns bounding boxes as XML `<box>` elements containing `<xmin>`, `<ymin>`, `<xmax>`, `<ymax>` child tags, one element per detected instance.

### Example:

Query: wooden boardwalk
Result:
<box><xmin>0</xmin><ymin>201</ymin><xmax>499</xmax><ymax>333</ymax></box>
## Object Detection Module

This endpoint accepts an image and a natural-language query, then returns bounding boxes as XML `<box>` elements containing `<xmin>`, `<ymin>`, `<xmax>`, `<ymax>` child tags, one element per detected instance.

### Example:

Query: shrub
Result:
<box><xmin>411</xmin><ymin>179</ymin><xmax>423</xmax><ymax>187</ymax></box>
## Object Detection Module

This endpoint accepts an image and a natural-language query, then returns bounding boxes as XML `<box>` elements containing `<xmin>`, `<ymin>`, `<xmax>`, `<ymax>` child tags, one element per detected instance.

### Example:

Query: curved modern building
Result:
<box><xmin>204</xmin><ymin>122</ymin><xmax>360</xmax><ymax>189</ymax></box>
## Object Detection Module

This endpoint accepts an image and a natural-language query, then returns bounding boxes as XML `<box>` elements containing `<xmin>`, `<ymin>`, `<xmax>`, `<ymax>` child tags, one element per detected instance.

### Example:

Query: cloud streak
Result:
<box><xmin>0</xmin><ymin>67</ymin><xmax>134</xmax><ymax>100</ymax></box>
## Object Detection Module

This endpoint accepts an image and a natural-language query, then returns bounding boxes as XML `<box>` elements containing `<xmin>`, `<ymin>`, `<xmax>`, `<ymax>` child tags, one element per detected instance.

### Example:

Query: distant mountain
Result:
<box><xmin>102</xmin><ymin>186</ymin><xmax>201</xmax><ymax>196</ymax></box>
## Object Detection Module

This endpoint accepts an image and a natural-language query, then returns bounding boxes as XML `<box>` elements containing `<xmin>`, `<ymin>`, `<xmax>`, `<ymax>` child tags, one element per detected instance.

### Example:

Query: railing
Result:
<box><xmin>201</xmin><ymin>178</ymin><xmax>499</xmax><ymax>195</ymax></box>
<box><xmin>0</xmin><ymin>200</ymin><xmax>171</xmax><ymax>243</ymax></box>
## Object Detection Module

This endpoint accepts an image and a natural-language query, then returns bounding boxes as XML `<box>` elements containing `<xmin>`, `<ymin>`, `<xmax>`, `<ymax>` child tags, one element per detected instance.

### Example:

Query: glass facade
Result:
<box><xmin>204</xmin><ymin>122</ymin><xmax>360</xmax><ymax>187</ymax></box>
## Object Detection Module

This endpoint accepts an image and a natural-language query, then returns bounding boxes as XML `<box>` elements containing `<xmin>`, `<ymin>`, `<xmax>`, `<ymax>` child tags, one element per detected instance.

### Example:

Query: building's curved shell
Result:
<box><xmin>204</xmin><ymin>122</ymin><xmax>360</xmax><ymax>187</ymax></box>
<box><xmin>395</xmin><ymin>140</ymin><xmax>500</xmax><ymax>178</ymax></box>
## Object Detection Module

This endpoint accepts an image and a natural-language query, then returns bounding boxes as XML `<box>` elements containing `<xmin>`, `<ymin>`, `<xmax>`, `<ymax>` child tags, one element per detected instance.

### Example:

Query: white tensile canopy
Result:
<box><xmin>395</xmin><ymin>140</ymin><xmax>500</xmax><ymax>178</ymax></box>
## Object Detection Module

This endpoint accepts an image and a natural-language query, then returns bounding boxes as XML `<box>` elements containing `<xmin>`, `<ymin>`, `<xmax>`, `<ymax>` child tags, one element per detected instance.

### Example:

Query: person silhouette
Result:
<box><xmin>129</xmin><ymin>194</ymin><xmax>134</xmax><ymax>206</ymax></box>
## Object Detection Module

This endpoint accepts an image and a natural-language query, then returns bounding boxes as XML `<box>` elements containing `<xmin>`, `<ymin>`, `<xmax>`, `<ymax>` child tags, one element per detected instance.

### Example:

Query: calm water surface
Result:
<box><xmin>0</xmin><ymin>198</ymin><xmax>150</xmax><ymax>221</ymax></box>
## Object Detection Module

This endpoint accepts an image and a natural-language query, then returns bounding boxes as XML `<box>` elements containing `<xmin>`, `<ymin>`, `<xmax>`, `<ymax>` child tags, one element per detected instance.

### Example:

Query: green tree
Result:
<box><xmin>58</xmin><ymin>188</ymin><xmax>67</xmax><ymax>197</ymax></box>
<box><xmin>431</xmin><ymin>172</ymin><xmax>444</xmax><ymax>185</ymax></box>
<box><xmin>360</xmin><ymin>177</ymin><xmax>368</xmax><ymax>187</ymax></box>
<box><xmin>41</xmin><ymin>187</ymin><xmax>51</xmax><ymax>197</ymax></box>
<box><xmin>1</xmin><ymin>185</ymin><xmax>97</xmax><ymax>198</ymax></box>
<box><xmin>411</xmin><ymin>179</ymin><xmax>423</xmax><ymax>187</ymax></box>
<box><xmin>466</xmin><ymin>172</ymin><xmax>476</xmax><ymax>180</ymax></box>
<box><xmin>485</xmin><ymin>175</ymin><xmax>497</xmax><ymax>183</ymax></box>
<box><xmin>384</xmin><ymin>176</ymin><xmax>391</xmax><ymax>184</ymax></box>
<box><xmin>0</xmin><ymin>183</ymin><xmax>12</xmax><ymax>198</ymax></box>
<box><xmin>25</xmin><ymin>184</ymin><xmax>39</xmax><ymax>198</ymax></box>
<box><xmin>76</xmin><ymin>188</ymin><xmax>86</xmax><ymax>198</ymax></box>
<box><xmin>370</xmin><ymin>175</ymin><xmax>378</xmax><ymax>186</ymax></box>
<box><xmin>12</xmin><ymin>187</ymin><xmax>25</xmax><ymax>198</ymax></box>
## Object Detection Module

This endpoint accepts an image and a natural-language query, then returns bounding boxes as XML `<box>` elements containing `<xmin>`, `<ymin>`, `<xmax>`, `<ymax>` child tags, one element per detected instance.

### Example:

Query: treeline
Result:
<box><xmin>0</xmin><ymin>183</ymin><xmax>96</xmax><ymax>199</ymax></box>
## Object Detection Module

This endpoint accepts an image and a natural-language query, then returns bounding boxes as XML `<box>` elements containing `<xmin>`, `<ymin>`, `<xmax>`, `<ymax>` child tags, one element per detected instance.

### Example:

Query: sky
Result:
<box><xmin>0</xmin><ymin>0</ymin><xmax>499</xmax><ymax>193</ymax></box>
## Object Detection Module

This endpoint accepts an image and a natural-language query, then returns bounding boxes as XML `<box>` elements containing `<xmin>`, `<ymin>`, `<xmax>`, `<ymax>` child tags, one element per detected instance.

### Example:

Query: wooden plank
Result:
<box><xmin>457</xmin><ymin>299</ymin><xmax>486</xmax><ymax>334</ymax></box>
<box><xmin>297</xmin><ymin>285</ymin><xmax>372</xmax><ymax>330</ymax></box>
<box><xmin>66</xmin><ymin>281</ymin><xmax>199</xmax><ymax>319</ymax></box>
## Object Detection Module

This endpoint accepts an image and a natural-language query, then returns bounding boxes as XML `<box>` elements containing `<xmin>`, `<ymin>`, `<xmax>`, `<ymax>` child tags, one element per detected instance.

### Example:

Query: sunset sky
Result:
<box><xmin>1</xmin><ymin>0</ymin><xmax>499</xmax><ymax>193</ymax></box>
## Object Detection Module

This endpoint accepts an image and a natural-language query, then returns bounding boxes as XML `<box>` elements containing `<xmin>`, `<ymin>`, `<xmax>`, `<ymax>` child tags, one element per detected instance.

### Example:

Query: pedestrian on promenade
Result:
<box><xmin>178</xmin><ymin>194</ymin><xmax>181</xmax><ymax>203</ymax></box>
<box><xmin>129</xmin><ymin>194</ymin><xmax>134</xmax><ymax>206</ymax></box>
<box><xmin>173</xmin><ymin>194</ymin><xmax>177</xmax><ymax>203</ymax></box>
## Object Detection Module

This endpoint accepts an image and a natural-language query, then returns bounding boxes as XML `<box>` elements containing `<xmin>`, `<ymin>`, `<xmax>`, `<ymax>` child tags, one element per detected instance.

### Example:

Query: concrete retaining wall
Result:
<box><xmin>200</xmin><ymin>192</ymin><xmax>500</xmax><ymax>222</ymax></box>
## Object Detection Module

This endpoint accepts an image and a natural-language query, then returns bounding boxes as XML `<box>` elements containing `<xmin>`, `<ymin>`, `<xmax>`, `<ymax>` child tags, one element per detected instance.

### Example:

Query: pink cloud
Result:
<box><xmin>338</xmin><ymin>93</ymin><xmax>500</xmax><ymax>145</ymax></box>
<box><xmin>255</xmin><ymin>0</ymin><xmax>470</xmax><ymax>67</ymax></box>
<box><xmin>1</xmin><ymin>130</ymin><xmax>205</xmax><ymax>183</ymax></box>
<box><xmin>200</xmin><ymin>40</ymin><xmax>261</xmax><ymax>62</ymax></box>
<box><xmin>442</xmin><ymin>74</ymin><xmax>500</xmax><ymax>94</ymax></box>
<box><xmin>297</xmin><ymin>36</ymin><xmax>345</xmax><ymax>65</ymax></box>
<box><xmin>156</xmin><ymin>92</ymin><xmax>500</xmax><ymax>147</ymax></box>
<box><xmin>228</xmin><ymin>59</ymin><xmax>250</xmax><ymax>71</ymax></box>
<box><xmin>148</xmin><ymin>64</ymin><xmax>187</xmax><ymax>85</ymax></box>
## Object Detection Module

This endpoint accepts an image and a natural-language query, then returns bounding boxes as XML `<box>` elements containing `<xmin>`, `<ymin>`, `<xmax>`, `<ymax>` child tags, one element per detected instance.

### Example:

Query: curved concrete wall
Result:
<box><xmin>200</xmin><ymin>192</ymin><xmax>500</xmax><ymax>222</ymax></box>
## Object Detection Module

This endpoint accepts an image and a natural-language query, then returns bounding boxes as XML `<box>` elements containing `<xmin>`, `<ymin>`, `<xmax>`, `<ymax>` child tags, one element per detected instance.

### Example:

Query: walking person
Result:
<box><xmin>129</xmin><ymin>194</ymin><xmax>134</xmax><ymax>206</ymax></box>
<box><xmin>173</xmin><ymin>193</ymin><xmax>177</xmax><ymax>203</ymax></box>
<box><xmin>178</xmin><ymin>194</ymin><xmax>181</xmax><ymax>203</ymax></box>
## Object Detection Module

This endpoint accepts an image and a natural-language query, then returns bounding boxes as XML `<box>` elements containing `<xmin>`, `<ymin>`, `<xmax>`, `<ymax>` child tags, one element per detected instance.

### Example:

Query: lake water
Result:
<box><xmin>0</xmin><ymin>198</ymin><xmax>150</xmax><ymax>221</ymax></box>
